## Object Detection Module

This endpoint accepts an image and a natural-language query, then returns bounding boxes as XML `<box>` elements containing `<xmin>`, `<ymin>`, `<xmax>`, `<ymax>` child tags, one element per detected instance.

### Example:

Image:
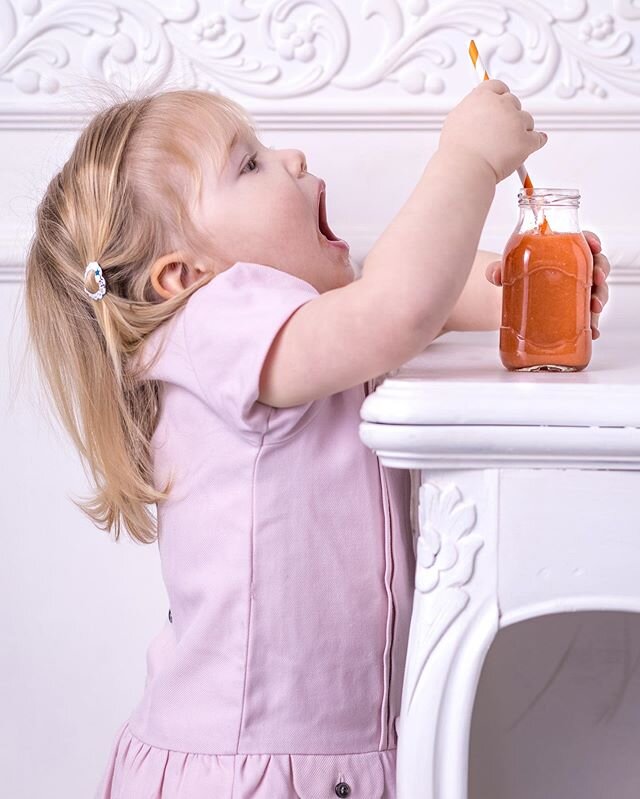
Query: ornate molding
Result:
<box><xmin>406</xmin><ymin>481</ymin><xmax>483</xmax><ymax>711</ymax></box>
<box><xmin>2</xmin><ymin>104</ymin><xmax>640</xmax><ymax>131</ymax></box>
<box><xmin>3</xmin><ymin>228</ymin><xmax>640</xmax><ymax>284</ymax></box>
<box><xmin>0</xmin><ymin>0</ymin><xmax>639</xmax><ymax>127</ymax></box>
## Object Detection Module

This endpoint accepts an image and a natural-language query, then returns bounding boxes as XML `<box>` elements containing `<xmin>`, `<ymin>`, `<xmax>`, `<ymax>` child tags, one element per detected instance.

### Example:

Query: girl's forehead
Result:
<box><xmin>228</xmin><ymin>128</ymin><xmax>260</xmax><ymax>155</ymax></box>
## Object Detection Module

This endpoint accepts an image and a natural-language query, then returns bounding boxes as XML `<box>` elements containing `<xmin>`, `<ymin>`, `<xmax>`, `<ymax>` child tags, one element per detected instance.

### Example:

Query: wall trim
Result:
<box><xmin>2</xmin><ymin>228</ymin><xmax>639</xmax><ymax>285</ymax></box>
<box><xmin>2</xmin><ymin>105</ymin><xmax>640</xmax><ymax>132</ymax></box>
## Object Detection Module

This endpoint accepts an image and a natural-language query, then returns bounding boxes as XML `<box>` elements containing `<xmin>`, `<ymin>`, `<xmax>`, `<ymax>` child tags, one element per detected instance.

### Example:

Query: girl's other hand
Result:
<box><xmin>485</xmin><ymin>230</ymin><xmax>611</xmax><ymax>340</ymax></box>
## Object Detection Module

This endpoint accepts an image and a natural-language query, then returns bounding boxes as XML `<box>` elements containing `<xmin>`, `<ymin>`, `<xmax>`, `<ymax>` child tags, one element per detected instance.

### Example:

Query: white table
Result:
<box><xmin>359</xmin><ymin>328</ymin><xmax>640</xmax><ymax>799</ymax></box>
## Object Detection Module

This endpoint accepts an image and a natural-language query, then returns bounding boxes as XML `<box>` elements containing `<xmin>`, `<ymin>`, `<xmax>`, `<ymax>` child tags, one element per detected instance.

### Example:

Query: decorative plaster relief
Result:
<box><xmin>0</xmin><ymin>0</ymin><xmax>638</xmax><ymax>106</ymax></box>
<box><xmin>406</xmin><ymin>481</ymin><xmax>484</xmax><ymax>710</ymax></box>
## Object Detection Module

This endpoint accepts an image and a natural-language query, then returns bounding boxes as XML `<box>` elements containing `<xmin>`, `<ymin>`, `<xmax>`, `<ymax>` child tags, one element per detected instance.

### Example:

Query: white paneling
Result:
<box><xmin>1</xmin><ymin>2</ymin><xmax>639</xmax><ymax>797</ymax></box>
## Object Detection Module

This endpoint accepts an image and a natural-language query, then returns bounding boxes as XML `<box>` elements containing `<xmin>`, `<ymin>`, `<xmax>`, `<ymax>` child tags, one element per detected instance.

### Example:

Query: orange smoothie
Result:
<box><xmin>500</xmin><ymin>229</ymin><xmax>593</xmax><ymax>371</ymax></box>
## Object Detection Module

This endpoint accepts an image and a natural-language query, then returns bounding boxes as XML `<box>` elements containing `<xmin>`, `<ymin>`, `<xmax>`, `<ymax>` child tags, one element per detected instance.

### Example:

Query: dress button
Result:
<box><xmin>335</xmin><ymin>782</ymin><xmax>351</xmax><ymax>797</ymax></box>
<box><xmin>168</xmin><ymin>608</ymin><xmax>172</xmax><ymax>623</ymax></box>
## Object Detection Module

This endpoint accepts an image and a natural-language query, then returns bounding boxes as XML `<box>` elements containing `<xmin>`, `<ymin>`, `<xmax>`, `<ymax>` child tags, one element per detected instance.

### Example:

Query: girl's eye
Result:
<box><xmin>242</xmin><ymin>155</ymin><xmax>258</xmax><ymax>174</ymax></box>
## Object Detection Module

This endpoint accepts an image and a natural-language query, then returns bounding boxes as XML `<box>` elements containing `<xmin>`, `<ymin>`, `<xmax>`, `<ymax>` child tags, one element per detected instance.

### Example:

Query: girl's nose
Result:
<box><xmin>283</xmin><ymin>148</ymin><xmax>307</xmax><ymax>177</ymax></box>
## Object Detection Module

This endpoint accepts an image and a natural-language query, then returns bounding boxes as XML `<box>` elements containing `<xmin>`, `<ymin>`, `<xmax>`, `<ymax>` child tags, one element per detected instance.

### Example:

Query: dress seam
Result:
<box><xmin>377</xmin><ymin>458</ymin><xmax>394</xmax><ymax>751</ymax></box>
<box><xmin>124</xmin><ymin>722</ymin><xmax>397</xmax><ymax>757</ymax></box>
<box><xmin>386</xmin><ymin>476</ymin><xmax>396</xmax><ymax>746</ymax></box>
<box><xmin>233</xmin><ymin>412</ymin><xmax>271</xmax><ymax>785</ymax></box>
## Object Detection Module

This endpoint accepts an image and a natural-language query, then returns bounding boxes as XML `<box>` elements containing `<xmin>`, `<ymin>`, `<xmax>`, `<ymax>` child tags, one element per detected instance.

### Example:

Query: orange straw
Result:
<box><xmin>468</xmin><ymin>39</ymin><xmax>549</xmax><ymax>233</ymax></box>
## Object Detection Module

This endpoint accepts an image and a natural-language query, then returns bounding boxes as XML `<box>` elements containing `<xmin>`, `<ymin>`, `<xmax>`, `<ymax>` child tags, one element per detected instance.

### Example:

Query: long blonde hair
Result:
<box><xmin>24</xmin><ymin>88</ymin><xmax>256</xmax><ymax>544</ymax></box>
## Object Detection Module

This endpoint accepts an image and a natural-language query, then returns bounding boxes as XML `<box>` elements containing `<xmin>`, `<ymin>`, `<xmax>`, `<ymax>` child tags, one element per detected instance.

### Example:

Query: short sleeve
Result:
<box><xmin>182</xmin><ymin>261</ymin><xmax>320</xmax><ymax>440</ymax></box>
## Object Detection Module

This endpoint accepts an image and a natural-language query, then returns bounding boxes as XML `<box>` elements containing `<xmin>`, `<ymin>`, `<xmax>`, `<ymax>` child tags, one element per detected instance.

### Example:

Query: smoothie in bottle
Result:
<box><xmin>500</xmin><ymin>188</ymin><xmax>594</xmax><ymax>372</ymax></box>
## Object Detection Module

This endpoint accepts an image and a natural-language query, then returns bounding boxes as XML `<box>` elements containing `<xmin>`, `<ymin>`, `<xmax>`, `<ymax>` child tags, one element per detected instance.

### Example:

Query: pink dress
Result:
<box><xmin>94</xmin><ymin>262</ymin><xmax>415</xmax><ymax>798</ymax></box>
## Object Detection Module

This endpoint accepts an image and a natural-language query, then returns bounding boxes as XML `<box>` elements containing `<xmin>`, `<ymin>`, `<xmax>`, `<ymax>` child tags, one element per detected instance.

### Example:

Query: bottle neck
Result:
<box><xmin>516</xmin><ymin>188</ymin><xmax>582</xmax><ymax>234</ymax></box>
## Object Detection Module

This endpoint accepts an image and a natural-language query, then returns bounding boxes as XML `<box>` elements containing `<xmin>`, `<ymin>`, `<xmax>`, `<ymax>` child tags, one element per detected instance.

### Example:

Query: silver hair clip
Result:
<box><xmin>84</xmin><ymin>261</ymin><xmax>107</xmax><ymax>301</ymax></box>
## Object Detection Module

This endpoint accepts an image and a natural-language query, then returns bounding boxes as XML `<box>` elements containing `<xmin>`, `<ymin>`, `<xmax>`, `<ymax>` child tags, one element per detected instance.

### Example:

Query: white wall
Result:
<box><xmin>1</xmin><ymin>1</ymin><xmax>639</xmax><ymax>796</ymax></box>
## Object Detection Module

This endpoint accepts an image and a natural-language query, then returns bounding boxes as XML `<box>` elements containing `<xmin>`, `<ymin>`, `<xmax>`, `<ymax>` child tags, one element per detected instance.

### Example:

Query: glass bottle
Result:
<box><xmin>500</xmin><ymin>188</ymin><xmax>594</xmax><ymax>372</ymax></box>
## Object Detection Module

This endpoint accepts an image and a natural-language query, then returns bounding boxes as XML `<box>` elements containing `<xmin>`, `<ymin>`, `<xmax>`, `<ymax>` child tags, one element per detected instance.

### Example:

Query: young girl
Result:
<box><xmin>24</xmin><ymin>83</ymin><xmax>609</xmax><ymax>798</ymax></box>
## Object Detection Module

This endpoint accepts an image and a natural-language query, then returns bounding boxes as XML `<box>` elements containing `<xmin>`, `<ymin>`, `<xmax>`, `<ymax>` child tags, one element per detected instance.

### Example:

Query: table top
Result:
<box><xmin>360</xmin><ymin>327</ymin><xmax>639</xmax><ymax>428</ymax></box>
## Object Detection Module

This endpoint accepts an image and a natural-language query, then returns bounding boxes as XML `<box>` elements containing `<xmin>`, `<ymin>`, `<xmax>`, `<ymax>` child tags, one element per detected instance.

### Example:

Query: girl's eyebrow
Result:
<box><xmin>221</xmin><ymin>137</ymin><xmax>248</xmax><ymax>180</ymax></box>
<box><xmin>226</xmin><ymin>133</ymin><xmax>242</xmax><ymax>164</ymax></box>
<box><xmin>228</xmin><ymin>133</ymin><xmax>259</xmax><ymax>167</ymax></box>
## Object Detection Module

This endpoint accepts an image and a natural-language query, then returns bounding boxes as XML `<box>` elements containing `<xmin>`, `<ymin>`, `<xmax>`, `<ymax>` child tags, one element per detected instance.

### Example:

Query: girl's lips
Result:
<box><xmin>321</xmin><ymin>234</ymin><xmax>350</xmax><ymax>251</ymax></box>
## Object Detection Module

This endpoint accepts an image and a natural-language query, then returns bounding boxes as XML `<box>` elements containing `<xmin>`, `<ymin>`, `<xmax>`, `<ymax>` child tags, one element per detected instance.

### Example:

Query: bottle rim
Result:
<box><xmin>518</xmin><ymin>187</ymin><xmax>580</xmax><ymax>207</ymax></box>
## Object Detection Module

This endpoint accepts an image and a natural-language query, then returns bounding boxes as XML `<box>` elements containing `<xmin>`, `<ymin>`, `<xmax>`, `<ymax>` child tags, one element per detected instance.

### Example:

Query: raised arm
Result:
<box><xmin>259</xmin><ymin>81</ymin><xmax>546</xmax><ymax>408</ymax></box>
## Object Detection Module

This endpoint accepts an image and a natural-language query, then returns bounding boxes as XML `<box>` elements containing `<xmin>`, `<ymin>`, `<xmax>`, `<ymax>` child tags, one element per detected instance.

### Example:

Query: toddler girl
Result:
<box><xmin>24</xmin><ymin>82</ymin><xmax>609</xmax><ymax>798</ymax></box>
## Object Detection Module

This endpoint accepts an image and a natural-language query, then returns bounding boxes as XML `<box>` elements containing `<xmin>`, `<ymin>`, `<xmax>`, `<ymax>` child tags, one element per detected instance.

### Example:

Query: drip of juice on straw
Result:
<box><xmin>468</xmin><ymin>39</ymin><xmax>550</xmax><ymax>234</ymax></box>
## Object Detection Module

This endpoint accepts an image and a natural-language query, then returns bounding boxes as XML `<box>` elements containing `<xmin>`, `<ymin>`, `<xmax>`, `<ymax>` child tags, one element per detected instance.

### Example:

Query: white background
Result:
<box><xmin>1</xmin><ymin>1</ymin><xmax>639</xmax><ymax>796</ymax></box>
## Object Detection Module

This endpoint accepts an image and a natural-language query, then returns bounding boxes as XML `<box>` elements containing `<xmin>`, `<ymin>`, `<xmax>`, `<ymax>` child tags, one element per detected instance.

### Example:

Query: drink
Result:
<box><xmin>500</xmin><ymin>189</ymin><xmax>594</xmax><ymax>372</ymax></box>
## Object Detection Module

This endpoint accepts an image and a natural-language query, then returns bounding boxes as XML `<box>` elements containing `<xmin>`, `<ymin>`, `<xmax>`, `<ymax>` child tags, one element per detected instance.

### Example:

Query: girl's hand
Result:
<box><xmin>484</xmin><ymin>230</ymin><xmax>610</xmax><ymax>340</ymax></box>
<box><xmin>439</xmin><ymin>80</ymin><xmax>548</xmax><ymax>185</ymax></box>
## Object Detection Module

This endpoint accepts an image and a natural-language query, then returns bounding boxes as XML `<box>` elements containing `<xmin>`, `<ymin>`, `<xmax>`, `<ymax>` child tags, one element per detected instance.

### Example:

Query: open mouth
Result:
<box><xmin>318</xmin><ymin>189</ymin><xmax>339</xmax><ymax>241</ymax></box>
<box><xmin>317</xmin><ymin>186</ymin><xmax>349</xmax><ymax>250</ymax></box>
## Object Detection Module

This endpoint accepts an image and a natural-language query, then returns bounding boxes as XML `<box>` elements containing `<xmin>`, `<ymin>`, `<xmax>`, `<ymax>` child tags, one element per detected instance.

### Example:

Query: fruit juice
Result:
<box><xmin>500</xmin><ymin>227</ymin><xmax>594</xmax><ymax>371</ymax></box>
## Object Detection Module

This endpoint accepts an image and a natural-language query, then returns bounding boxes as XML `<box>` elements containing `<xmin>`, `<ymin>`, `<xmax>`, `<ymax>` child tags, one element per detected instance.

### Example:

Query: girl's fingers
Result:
<box><xmin>591</xmin><ymin>255</ymin><xmax>610</xmax><ymax>316</ymax></box>
<box><xmin>591</xmin><ymin>279</ymin><xmax>609</xmax><ymax>308</ymax></box>
<box><xmin>590</xmin><ymin>290</ymin><xmax>606</xmax><ymax>338</ymax></box>
<box><xmin>593</xmin><ymin>253</ymin><xmax>611</xmax><ymax>285</ymax></box>
<box><xmin>590</xmin><ymin>295</ymin><xmax>601</xmax><ymax>337</ymax></box>
<box><xmin>485</xmin><ymin>260</ymin><xmax>502</xmax><ymax>285</ymax></box>
<box><xmin>583</xmin><ymin>230</ymin><xmax>602</xmax><ymax>254</ymax></box>
<box><xmin>488</xmin><ymin>243</ymin><xmax>609</xmax><ymax>338</ymax></box>
<box><xmin>487</xmin><ymin>251</ymin><xmax>610</xmax><ymax>288</ymax></box>
<box><xmin>590</xmin><ymin>267</ymin><xmax>608</xmax><ymax>340</ymax></box>
<box><xmin>589</xmin><ymin>251</ymin><xmax>609</xmax><ymax>341</ymax></box>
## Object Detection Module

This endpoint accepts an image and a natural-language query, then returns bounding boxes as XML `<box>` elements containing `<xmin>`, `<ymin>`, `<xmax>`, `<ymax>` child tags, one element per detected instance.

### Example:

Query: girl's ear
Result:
<box><xmin>150</xmin><ymin>252</ymin><xmax>207</xmax><ymax>299</ymax></box>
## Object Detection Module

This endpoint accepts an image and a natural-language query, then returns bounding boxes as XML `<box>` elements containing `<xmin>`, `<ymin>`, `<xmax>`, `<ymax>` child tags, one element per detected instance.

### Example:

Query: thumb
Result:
<box><xmin>485</xmin><ymin>260</ymin><xmax>502</xmax><ymax>286</ymax></box>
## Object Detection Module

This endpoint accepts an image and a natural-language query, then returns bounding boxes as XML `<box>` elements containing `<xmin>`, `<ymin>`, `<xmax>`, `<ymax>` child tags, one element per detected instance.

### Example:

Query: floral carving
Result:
<box><xmin>406</xmin><ymin>481</ymin><xmax>484</xmax><ymax>711</ymax></box>
<box><xmin>193</xmin><ymin>14</ymin><xmax>227</xmax><ymax>43</ymax></box>
<box><xmin>0</xmin><ymin>0</ymin><xmax>638</xmax><ymax>104</ymax></box>
<box><xmin>580</xmin><ymin>12</ymin><xmax>616</xmax><ymax>41</ymax></box>
<box><xmin>416</xmin><ymin>481</ymin><xmax>483</xmax><ymax>594</ymax></box>
<box><xmin>276</xmin><ymin>19</ymin><xmax>318</xmax><ymax>62</ymax></box>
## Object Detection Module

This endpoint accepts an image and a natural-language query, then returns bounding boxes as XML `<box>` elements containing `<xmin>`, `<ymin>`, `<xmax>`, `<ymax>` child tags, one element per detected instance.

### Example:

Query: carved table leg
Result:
<box><xmin>396</xmin><ymin>470</ymin><xmax>500</xmax><ymax>799</ymax></box>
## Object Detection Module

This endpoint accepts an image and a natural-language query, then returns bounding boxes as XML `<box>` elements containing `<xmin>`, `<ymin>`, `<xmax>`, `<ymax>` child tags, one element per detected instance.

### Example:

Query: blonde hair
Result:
<box><xmin>24</xmin><ymin>88</ymin><xmax>256</xmax><ymax>544</ymax></box>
